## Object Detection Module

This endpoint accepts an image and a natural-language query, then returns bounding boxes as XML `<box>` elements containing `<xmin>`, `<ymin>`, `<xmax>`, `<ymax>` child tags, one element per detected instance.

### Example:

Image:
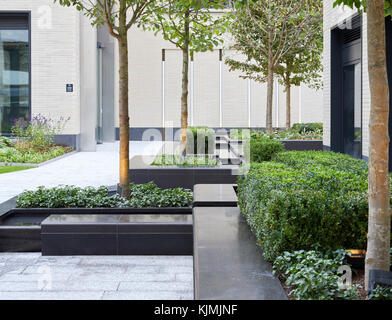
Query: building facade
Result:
<box><xmin>0</xmin><ymin>1</ymin><xmax>323</xmax><ymax>151</ymax></box>
<box><xmin>323</xmin><ymin>0</ymin><xmax>392</xmax><ymax>168</ymax></box>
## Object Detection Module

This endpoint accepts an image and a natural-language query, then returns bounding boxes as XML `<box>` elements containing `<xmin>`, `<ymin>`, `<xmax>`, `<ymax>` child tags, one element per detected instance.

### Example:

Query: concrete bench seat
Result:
<box><xmin>41</xmin><ymin>214</ymin><xmax>193</xmax><ymax>256</ymax></box>
<box><xmin>193</xmin><ymin>206</ymin><xmax>287</xmax><ymax>300</ymax></box>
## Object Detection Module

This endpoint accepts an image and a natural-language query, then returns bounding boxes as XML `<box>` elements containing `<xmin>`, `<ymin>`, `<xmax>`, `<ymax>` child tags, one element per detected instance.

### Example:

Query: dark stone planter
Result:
<box><xmin>0</xmin><ymin>196</ymin><xmax>192</xmax><ymax>253</ymax></box>
<box><xmin>226</xmin><ymin>138</ymin><xmax>323</xmax><ymax>152</ymax></box>
<box><xmin>130</xmin><ymin>155</ymin><xmax>239</xmax><ymax>190</ymax></box>
<box><xmin>0</xmin><ymin>210</ymin><xmax>43</xmax><ymax>252</ymax></box>
<box><xmin>280</xmin><ymin>140</ymin><xmax>323</xmax><ymax>151</ymax></box>
<box><xmin>41</xmin><ymin>214</ymin><xmax>193</xmax><ymax>256</ymax></box>
<box><xmin>368</xmin><ymin>269</ymin><xmax>392</xmax><ymax>293</ymax></box>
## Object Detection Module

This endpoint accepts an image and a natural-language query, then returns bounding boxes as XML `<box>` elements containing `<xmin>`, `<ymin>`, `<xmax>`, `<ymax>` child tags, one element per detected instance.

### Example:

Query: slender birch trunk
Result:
<box><xmin>285</xmin><ymin>81</ymin><xmax>291</xmax><ymax>129</ymax></box>
<box><xmin>266</xmin><ymin>57</ymin><xmax>274</xmax><ymax>132</ymax></box>
<box><xmin>118</xmin><ymin>3</ymin><xmax>130</xmax><ymax>199</ymax></box>
<box><xmin>365</xmin><ymin>0</ymin><xmax>391</xmax><ymax>290</ymax></box>
<box><xmin>179</xmin><ymin>10</ymin><xmax>190</xmax><ymax>155</ymax></box>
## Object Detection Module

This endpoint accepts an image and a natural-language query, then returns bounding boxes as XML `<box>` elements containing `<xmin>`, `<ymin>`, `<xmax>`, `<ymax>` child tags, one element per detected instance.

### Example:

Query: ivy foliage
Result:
<box><xmin>16</xmin><ymin>183</ymin><xmax>193</xmax><ymax>208</ymax></box>
<box><xmin>273</xmin><ymin>250</ymin><xmax>360</xmax><ymax>300</ymax></box>
<box><xmin>333</xmin><ymin>0</ymin><xmax>392</xmax><ymax>16</ymax></box>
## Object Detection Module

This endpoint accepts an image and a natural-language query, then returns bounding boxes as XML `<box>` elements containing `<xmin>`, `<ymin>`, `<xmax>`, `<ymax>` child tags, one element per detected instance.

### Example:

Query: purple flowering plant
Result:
<box><xmin>11</xmin><ymin>114</ymin><xmax>70</xmax><ymax>152</ymax></box>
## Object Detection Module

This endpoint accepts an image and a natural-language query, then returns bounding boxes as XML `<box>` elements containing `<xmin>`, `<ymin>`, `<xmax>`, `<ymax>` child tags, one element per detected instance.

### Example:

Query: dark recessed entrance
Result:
<box><xmin>331</xmin><ymin>15</ymin><xmax>362</xmax><ymax>159</ymax></box>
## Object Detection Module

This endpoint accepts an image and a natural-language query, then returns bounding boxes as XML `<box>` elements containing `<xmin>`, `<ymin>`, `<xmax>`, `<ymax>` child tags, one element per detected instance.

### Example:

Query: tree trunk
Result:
<box><xmin>285</xmin><ymin>82</ymin><xmax>291</xmax><ymax>129</ymax></box>
<box><xmin>180</xmin><ymin>10</ymin><xmax>190</xmax><ymax>155</ymax></box>
<box><xmin>118</xmin><ymin>5</ymin><xmax>130</xmax><ymax>199</ymax></box>
<box><xmin>266</xmin><ymin>58</ymin><xmax>274</xmax><ymax>132</ymax></box>
<box><xmin>365</xmin><ymin>0</ymin><xmax>391</xmax><ymax>290</ymax></box>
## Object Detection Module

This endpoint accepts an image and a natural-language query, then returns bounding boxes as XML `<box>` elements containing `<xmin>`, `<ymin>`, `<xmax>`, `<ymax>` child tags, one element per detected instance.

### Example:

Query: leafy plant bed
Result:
<box><xmin>16</xmin><ymin>183</ymin><xmax>193</xmax><ymax>208</ymax></box>
<box><xmin>0</xmin><ymin>183</ymin><xmax>193</xmax><ymax>252</ymax></box>
<box><xmin>230</xmin><ymin>123</ymin><xmax>323</xmax><ymax>141</ymax></box>
<box><xmin>152</xmin><ymin>154</ymin><xmax>220</xmax><ymax>167</ymax></box>
<box><xmin>275</xmin><ymin>250</ymin><xmax>392</xmax><ymax>300</ymax></box>
<box><xmin>0</xmin><ymin>145</ymin><xmax>73</xmax><ymax>164</ymax></box>
<box><xmin>130</xmin><ymin>155</ymin><xmax>239</xmax><ymax>190</ymax></box>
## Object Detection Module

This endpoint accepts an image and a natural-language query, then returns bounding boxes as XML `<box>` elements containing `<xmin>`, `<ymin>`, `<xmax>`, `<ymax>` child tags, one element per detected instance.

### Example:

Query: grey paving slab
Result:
<box><xmin>0</xmin><ymin>141</ymin><xmax>164</xmax><ymax>203</ymax></box>
<box><xmin>102</xmin><ymin>290</ymin><xmax>192</xmax><ymax>300</ymax></box>
<box><xmin>0</xmin><ymin>291</ymin><xmax>104</xmax><ymax>300</ymax></box>
<box><xmin>0</xmin><ymin>253</ymin><xmax>193</xmax><ymax>300</ymax></box>
<box><xmin>175</xmin><ymin>273</ymin><xmax>194</xmax><ymax>282</ymax></box>
<box><xmin>45</xmin><ymin>280</ymin><xmax>120</xmax><ymax>291</ymax></box>
<box><xmin>118</xmin><ymin>281</ymin><xmax>193</xmax><ymax>292</ymax></box>
<box><xmin>68</xmin><ymin>272</ymin><xmax>176</xmax><ymax>282</ymax></box>
<box><xmin>0</xmin><ymin>272</ymin><xmax>72</xmax><ymax>282</ymax></box>
<box><xmin>79</xmin><ymin>256</ymin><xmax>193</xmax><ymax>267</ymax></box>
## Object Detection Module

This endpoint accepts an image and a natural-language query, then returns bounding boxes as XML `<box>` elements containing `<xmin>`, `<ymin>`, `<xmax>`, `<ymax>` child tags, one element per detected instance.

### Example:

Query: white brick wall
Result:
<box><xmin>114</xmin><ymin>12</ymin><xmax>324</xmax><ymax>129</ymax></box>
<box><xmin>0</xmin><ymin>0</ymin><xmax>83</xmax><ymax>135</ymax></box>
<box><xmin>323</xmin><ymin>0</ymin><xmax>370</xmax><ymax>156</ymax></box>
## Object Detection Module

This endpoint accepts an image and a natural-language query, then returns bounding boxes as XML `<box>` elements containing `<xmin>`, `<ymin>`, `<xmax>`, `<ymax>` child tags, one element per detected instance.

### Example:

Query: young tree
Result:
<box><xmin>334</xmin><ymin>0</ymin><xmax>391</xmax><ymax>289</ymax></box>
<box><xmin>275</xmin><ymin>3</ymin><xmax>323</xmax><ymax>129</ymax></box>
<box><xmin>54</xmin><ymin>0</ymin><xmax>158</xmax><ymax>198</ymax></box>
<box><xmin>225</xmin><ymin>0</ymin><xmax>322</xmax><ymax>131</ymax></box>
<box><xmin>143</xmin><ymin>0</ymin><xmax>226</xmax><ymax>152</ymax></box>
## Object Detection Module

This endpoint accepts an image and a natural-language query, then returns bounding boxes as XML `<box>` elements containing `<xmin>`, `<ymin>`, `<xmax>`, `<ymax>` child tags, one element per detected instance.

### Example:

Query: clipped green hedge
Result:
<box><xmin>272</xmin><ymin>151</ymin><xmax>368</xmax><ymax>176</ymax></box>
<box><xmin>16</xmin><ymin>182</ymin><xmax>193</xmax><ymax>208</ymax></box>
<box><xmin>186</xmin><ymin>126</ymin><xmax>215</xmax><ymax>155</ymax></box>
<box><xmin>292</xmin><ymin>122</ymin><xmax>323</xmax><ymax>133</ymax></box>
<box><xmin>237</xmin><ymin>154</ymin><xmax>371</xmax><ymax>262</ymax></box>
<box><xmin>250</xmin><ymin>138</ymin><xmax>284</xmax><ymax>162</ymax></box>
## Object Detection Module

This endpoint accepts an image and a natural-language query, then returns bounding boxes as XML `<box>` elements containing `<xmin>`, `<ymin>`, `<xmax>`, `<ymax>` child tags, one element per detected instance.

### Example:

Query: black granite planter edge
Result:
<box><xmin>6</xmin><ymin>207</ymin><xmax>193</xmax><ymax>215</ymax></box>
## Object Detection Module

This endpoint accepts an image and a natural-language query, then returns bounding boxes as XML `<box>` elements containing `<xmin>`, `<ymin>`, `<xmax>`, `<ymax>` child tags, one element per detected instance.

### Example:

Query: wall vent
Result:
<box><xmin>343</xmin><ymin>27</ymin><xmax>361</xmax><ymax>44</ymax></box>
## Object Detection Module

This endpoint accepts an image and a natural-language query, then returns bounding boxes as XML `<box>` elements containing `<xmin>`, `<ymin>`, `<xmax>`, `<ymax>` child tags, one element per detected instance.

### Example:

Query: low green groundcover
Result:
<box><xmin>152</xmin><ymin>154</ymin><xmax>220</xmax><ymax>167</ymax></box>
<box><xmin>16</xmin><ymin>182</ymin><xmax>193</xmax><ymax>208</ymax></box>
<box><xmin>0</xmin><ymin>136</ymin><xmax>72</xmax><ymax>164</ymax></box>
<box><xmin>0</xmin><ymin>166</ymin><xmax>33</xmax><ymax>174</ymax></box>
<box><xmin>230</xmin><ymin>122</ymin><xmax>323</xmax><ymax>141</ymax></box>
<box><xmin>273</xmin><ymin>249</ymin><xmax>392</xmax><ymax>300</ymax></box>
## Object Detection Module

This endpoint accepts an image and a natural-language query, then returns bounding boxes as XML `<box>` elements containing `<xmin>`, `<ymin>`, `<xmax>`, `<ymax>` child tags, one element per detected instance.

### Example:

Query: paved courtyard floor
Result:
<box><xmin>0</xmin><ymin>141</ymin><xmax>164</xmax><ymax>203</ymax></box>
<box><xmin>0</xmin><ymin>253</ymin><xmax>193</xmax><ymax>300</ymax></box>
<box><xmin>0</xmin><ymin>141</ymin><xmax>194</xmax><ymax>300</ymax></box>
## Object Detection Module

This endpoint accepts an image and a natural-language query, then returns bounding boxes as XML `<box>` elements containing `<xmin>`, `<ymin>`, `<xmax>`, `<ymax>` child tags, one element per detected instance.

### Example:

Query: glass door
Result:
<box><xmin>0</xmin><ymin>25</ymin><xmax>29</xmax><ymax>134</ymax></box>
<box><xmin>96</xmin><ymin>44</ymin><xmax>103</xmax><ymax>144</ymax></box>
<box><xmin>343</xmin><ymin>63</ymin><xmax>362</xmax><ymax>159</ymax></box>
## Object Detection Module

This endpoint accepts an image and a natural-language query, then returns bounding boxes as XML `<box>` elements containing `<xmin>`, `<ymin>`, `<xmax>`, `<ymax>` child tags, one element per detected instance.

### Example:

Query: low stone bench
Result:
<box><xmin>192</xmin><ymin>184</ymin><xmax>287</xmax><ymax>300</ymax></box>
<box><xmin>41</xmin><ymin>214</ymin><xmax>193</xmax><ymax>256</ymax></box>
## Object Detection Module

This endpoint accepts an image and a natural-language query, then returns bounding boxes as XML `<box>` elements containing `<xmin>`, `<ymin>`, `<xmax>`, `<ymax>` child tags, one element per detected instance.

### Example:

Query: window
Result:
<box><xmin>0</xmin><ymin>13</ymin><xmax>30</xmax><ymax>134</ymax></box>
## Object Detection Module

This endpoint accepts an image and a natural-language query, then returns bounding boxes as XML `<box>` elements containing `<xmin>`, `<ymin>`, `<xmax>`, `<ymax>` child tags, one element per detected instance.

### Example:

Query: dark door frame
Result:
<box><xmin>330</xmin><ymin>14</ymin><xmax>363</xmax><ymax>156</ymax></box>
<box><xmin>0</xmin><ymin>11</ymin><xmax>31</xmax><ymax>133</ymax></box>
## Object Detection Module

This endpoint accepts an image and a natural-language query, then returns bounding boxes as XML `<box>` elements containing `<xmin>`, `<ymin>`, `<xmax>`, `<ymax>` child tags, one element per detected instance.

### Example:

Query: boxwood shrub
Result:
<box><xmin>237</xmin><ymin>157</ymin><xmax>370</xmax><ymax>262</ymax></box>
<box><xmin>186</xmin><ymin>126</ymin><xmax>215</xmax><ymax>155</ymax></box>
<box><xmin>272</xmin><ymin>151</ymin><xmax>368</xmax><ymax>176</ymax></box>
<box><xmin>16</xmin><ymin>182</ymin><xmax>193</xmax><ymax>208</ymax></box>
<box><xmin>292</xmin><ymin>122</ymin><xmax>323</xmax><ymax>133</ymax></box>
<box><xmin>250</xmin><ymin>138</ymin><xmax>284</xmax><ymax>162</ymax></box>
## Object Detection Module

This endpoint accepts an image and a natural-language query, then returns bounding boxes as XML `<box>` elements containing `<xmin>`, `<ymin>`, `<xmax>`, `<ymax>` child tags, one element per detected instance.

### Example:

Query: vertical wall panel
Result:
<box><xmin>164</xmin><ymin>49</ymin><xmax>183</xmax><ymax>127</ymax></box>
<box><xmin>222</xmin><ymin>50</ymin><xmax>248</xmax><ymax>127</ymax></box>
<box><xmin>250</xmin><ymin>81</ymin><xmax>267</xmax><ymax>128</ymax></box>
<box><xmin>193</xmin><ymin>50</ymin><xmax>219</xmax><ymax>127</ymax></box>
<box><xmin>129</xmin><ymin>28</ymin><xmax>162</xmax><ymax>128</ymax></box>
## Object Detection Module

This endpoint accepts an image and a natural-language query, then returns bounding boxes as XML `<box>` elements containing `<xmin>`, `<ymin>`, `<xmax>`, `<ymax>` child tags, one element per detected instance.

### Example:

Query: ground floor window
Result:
<box><xmin>0</xmin><ymin>13</ymin><xmax>30</xmax><ymax>134</ymax></box>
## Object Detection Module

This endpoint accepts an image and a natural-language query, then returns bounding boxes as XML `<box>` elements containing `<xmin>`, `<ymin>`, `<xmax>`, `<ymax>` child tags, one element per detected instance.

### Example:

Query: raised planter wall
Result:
<box><xmin>0</xmin><ymin>198</ymin><xmax>192</xmax><ymax>253</ymax></box>
<box><xmin>130</xmin><ymin>155</ymin><xmax>239</xmax><ymax>190</ymax></box>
